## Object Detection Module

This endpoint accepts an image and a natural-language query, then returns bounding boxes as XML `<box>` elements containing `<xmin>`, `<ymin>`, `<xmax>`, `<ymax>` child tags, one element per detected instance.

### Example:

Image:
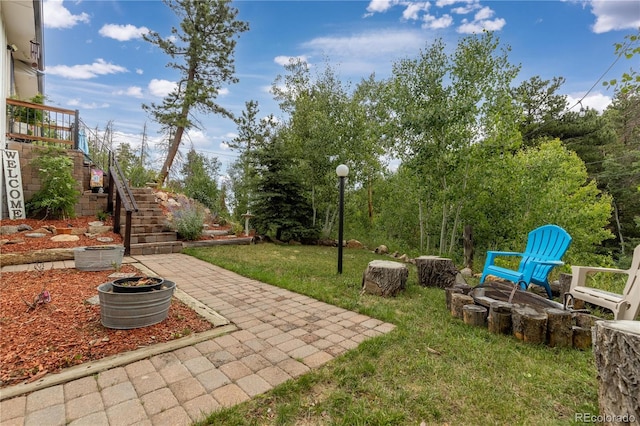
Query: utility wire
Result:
<box><xmin>566</xmin><ymin>37</ymin><xmax>632</xmax><ymax>112</ymax></box>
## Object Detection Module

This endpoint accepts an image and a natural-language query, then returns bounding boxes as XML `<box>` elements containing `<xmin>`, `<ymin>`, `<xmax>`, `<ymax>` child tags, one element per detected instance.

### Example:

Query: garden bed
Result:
<box><xmin>0</xmin><ymin>265</ymin><xmax>214</xmax><ymax>388</ymax></box>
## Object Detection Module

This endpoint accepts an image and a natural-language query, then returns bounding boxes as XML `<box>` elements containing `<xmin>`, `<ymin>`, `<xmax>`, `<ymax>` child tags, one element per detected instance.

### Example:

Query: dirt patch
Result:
<box><xmin>0</xmin><ymin>264</ymin><xmax>215</xmax><ymax>388</ymax></box>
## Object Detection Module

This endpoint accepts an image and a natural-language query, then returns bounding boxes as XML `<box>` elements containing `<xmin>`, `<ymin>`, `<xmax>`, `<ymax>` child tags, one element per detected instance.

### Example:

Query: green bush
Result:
<box><xmin>169</xmin><ymin>197</ymin><xmax>205</xmax><ymax>240</ymax></box>
<box><xmin>26</xmin><ymin>147</ymin><xmax>80</xmax><ymax>219</ymax></box>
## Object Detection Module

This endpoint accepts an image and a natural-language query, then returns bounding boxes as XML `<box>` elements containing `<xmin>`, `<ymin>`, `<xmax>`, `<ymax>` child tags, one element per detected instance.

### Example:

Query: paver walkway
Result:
<box><xmin>0</xmin><ymin>253</ymin><xmax>395</xmax><ymax>425</ymax></box>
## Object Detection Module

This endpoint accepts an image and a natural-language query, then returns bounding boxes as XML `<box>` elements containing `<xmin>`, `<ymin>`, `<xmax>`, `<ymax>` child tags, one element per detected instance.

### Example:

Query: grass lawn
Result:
<box><xmin>184</xmin><ymin>244</ymin><xmax>598</xmax><ymax>425</ymax></box>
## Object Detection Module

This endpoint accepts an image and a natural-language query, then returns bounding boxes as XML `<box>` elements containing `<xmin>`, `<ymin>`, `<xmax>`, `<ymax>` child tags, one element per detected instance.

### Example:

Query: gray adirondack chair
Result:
<box><xmin>564</xmin><ymin>244</ymin><xmax>640</xmax><ymax>320</ymax></box>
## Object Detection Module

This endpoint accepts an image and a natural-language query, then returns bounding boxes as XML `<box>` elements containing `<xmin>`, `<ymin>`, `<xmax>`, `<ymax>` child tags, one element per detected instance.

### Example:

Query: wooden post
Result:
<box><xmin>545</xmin><ymin>308</ymin><xmax>573</xmax><ymax>348</ymax></box>
<box><xmin>463</xmin><ymin>225</ymin><xmax>473</xmax><ymax>270</ymax></box>
<box><xmin>361</xmin><ymin>260</ymin><xmax>408</xmax><ymax>297</ymax></box>
<box><xmin>512</xmin><ymin>306</ymin><xmax>548</xmax><ymax>344</ymax></box>
<box><xmin>415</xmin><ymin>256</ymin><xmax>458</xmax><ymax>289</ymax></box>
<box><xmin>592</xmin><ymin>320</ymin><xmax>640</xmax><ymax>423</ymax></box>
<box><xmin>450</xmin><ymin>293</ymin><xmax>474</xmax><ymax>319</ymax></box>
<box><xmin>488</xmin><ymin>301</ymin><xmax>513</xmax><ymax>335</ymax></box>
<box><xmin>463</xmin><ymin>304</ymin><xmax>487</xmax><ymax>327</ymax></box>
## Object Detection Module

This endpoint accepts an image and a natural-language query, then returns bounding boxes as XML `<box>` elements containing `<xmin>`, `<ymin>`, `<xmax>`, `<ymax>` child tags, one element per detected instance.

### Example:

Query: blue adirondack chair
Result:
<box><xmin>479</xmin><ymin>225</ymin><xmax>572</xmax><ymax>298</ymax></box>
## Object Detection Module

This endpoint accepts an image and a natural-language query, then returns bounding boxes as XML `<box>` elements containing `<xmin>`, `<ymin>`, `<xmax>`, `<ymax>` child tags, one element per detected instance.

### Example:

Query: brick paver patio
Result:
<box><xmin>0</xmin><ymin>253</ymin><xmax>395</xmax><ymax>425</ymax></box>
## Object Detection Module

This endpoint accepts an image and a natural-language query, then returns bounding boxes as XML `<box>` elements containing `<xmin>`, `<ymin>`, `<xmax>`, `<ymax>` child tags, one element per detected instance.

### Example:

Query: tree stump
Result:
<box><xmin>415</xmin><ymin>256</ymin><xmax>458</xmax><ymax>289</ymax></box>
<box><xmin>592</xmin><ymin>320</ymin><xmax>640</xmax><ymax>423</ymax></box>
<box><xmin>361</xmin><ymin>260</ymin><xmax>408</xmax><ymax>297</ymax></box>
<box><xmin>512</xmin><ymin>305</ymin><xmax>548</xmax><ymax>344</ymax></box>
<box><xmin>488</xmin><ymin>301</ymin><xmax>513</xmax><ymax>335</ymax></box>
<box><xmin>558</xmin><ymin>273</ymin><xmax>572</xmax><ymax>297</ymax></box>
<box><xmin>572</xmin><ymin>326</ymin><xmax>592</xmax><ymax>350</ymax></box>
<box><xmin>445</xmin><ymin>287</ymin><xmax>464</xmax><ymax>311</ymax></box>
<box><xmin>450</xmin><ymin>293</ymin><xmax>474</xmax><ymax>319</ymax></box>
<box><xmin>463</xmin><ymin>304</ymin><xmax>487</xmax><ymax>327</ymax></box>
<box><xmin>545</xmin><ymin>308</ymin><xmax>573</xmax><ymax>348</ymax></box>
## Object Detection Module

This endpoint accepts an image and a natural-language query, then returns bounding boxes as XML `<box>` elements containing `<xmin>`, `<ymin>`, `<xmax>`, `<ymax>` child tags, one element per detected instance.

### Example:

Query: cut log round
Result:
<box><xmin>488</xmin><ymin>301</ymin><xmax>513</xmax><ymax>335</ymax></box>
<box><xmin>450</xmin><ymin>293</ymin><xmax>474</xmax><ymax>319</ymax></box>
<box><xmin>463</xmin><ymin>304</ymin><xmax>487</xmax><ymax>327</ymax></box>
<box><xmin>445</xmin><ymin>287</ymin><xmax>465</xmax><ymax>311</ymax></box>
<box><xmin>592</xmin><ymin>320</ymin><xmax>640</xmax><ymax>423</ymax></box>
<box><xmin>572</xmin><ymin>326</ymin><xmax>592</xmax><ymax>350</ymax></box>
<box><xmin>361</xmin><ymin>260</ymin><xmax>408</xmax><ymax>297</ymax></box>
<box><xmin>415</xmin><ymin>256</ymin><xmax>458</xmax><ymax>289</ymax></box>
<box><xmin>512</xmin><ymin>305</ymin><xmax>548</xmax><ymax>344</ymax></box>
<box><xmin>545</xmin><ymin>308</ymin><xmax>573</xmax><ymax>348</ymax></box>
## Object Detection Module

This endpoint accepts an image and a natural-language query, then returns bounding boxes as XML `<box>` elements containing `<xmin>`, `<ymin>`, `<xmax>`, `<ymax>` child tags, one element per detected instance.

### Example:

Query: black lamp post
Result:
<box><xmin>336</xmin><ymin>164</ymin><xmax>349</xmax><ymax>274</ymax></box>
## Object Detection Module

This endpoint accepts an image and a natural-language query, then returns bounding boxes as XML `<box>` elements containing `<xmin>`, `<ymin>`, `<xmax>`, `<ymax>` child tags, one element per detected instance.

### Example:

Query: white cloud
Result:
<box><xmin>423</xmin><ymin>14</ymin><xmax>454</xmax><ymax>30</ymax></box>
<box><xmin>67</xmin><ymin>98</ymin><xmax>109</xmax><ymax>109</ymax></box>
<box><xmin>218</xmin><ymin>88</ymin><xmax>230</xmax><ymax>96</ymax></box>
<box><xmin>47</xmin><ymin>58</ymin><xmax>127</xmax><ymax>79</ymax></box>
<box><xmin>474</xmin><ymin>6</ymin><xmax>494</xmax><ymax>21</ymax></box>
<box><xmin>136</xmin><ymin>69</ymin><xmax>144</xmax><ymax>75</ymax></box>
<box><xmin>366</xmin><ymin>0</ymin><xmax>396</xmax><ymax>14</ymax></box>
<box><xmin>566</xmin><ymin>92</ymin><xmax>612</xmax><ymax>113</ymax></box>
<box><xmin>99</xmin><ymin>24</ymin><xmax>150</xmax><ymax>41</ymax></box>
<box><xmin>402</xmin><ymin>2</ymin><xmax>430</xmax><ymax>20</ymax></box>
<box><xmin>148</xmin><ymin>79</ymin><xmax>177</xmax><ymax>97</ymax></box>
<box><xmin>458</xmin><ymin>16</ymin><xmax>506</xmax><ymax>33</ymax></box>
<box><xmin>113</xmin><ymin>86</ymin><xmax>143</xmax><ymax>98</ymax></box>
<box><xmin>435</xmin><ymin>0</ymin><xmax>477</xmax><ymax>7</ymax></box>
<box><xmin>274</xmin><ymin>55</ymin><xmax>309</xmax><ymax>66</ymax></box>
<box><xmin>302</xmin><ymin>29</ymin><xmax>425</xmax><ymax>60</ymax></box>
<box><xmin>43</xmin><ymin>0</ymin><xmax>90</xmax><ymax>29</ymax></box>
<box><xmin>590</xmin><ymin>1</ymin><xmax>640</xmax><ymax>33</ymax></box>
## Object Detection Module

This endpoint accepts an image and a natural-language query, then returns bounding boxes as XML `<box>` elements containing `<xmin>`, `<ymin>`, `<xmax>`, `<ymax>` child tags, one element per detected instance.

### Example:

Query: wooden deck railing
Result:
<box><xmin>5</xmin><ymin>98</ymin><xmax>79</xmax><ymax>148</ymax></box>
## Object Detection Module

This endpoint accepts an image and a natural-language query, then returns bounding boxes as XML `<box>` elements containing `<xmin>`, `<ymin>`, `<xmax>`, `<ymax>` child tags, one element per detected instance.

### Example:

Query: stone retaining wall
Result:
<box><xmin>2</xmin><ymin>141</ymin><xmax>109</xmax><ymax>218</ymax></box>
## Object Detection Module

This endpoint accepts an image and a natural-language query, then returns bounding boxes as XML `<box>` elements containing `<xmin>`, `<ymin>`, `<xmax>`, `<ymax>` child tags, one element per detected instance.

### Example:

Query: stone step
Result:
<box><xmin>130</xmin><ymin>224</ymin><xmax>171</xmax><ymax>234</ymax></box>
<box><xmin>123</xmin><ymin>216</ymin><xmax>166</xmax><ymax>226</ymax></box>
<box><xmin>129</xmin><ymin>241</ymin><xmax>183</xmax><ymax>256</ymax></box>
<box><xmin>129</xmin><ymin>232</ymin><xmax>178</xmax><ymax>244</ymax></box>
<box><xmin>119</xmin><ymin>207</ymin><xmax>163</xmax><ymax>215</ymax></box>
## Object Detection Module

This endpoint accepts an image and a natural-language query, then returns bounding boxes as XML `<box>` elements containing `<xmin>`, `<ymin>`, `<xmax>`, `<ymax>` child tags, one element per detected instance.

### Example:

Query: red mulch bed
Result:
<box><xmin>0</xmin><ymin>216</ymin><xmax>123</xmax><ymax>254</ymax></box>
<box><xmin>0</xmin><ymin>216</ymin><xmax>219</xmax><ymax>388</ymax></box>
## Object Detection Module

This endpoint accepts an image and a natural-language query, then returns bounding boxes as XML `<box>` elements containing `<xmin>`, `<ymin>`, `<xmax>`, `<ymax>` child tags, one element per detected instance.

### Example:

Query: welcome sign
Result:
<box><xmin>1</xmin><ymin>149</ymin><xmax>26</xmax><ymax>219</ymax></box>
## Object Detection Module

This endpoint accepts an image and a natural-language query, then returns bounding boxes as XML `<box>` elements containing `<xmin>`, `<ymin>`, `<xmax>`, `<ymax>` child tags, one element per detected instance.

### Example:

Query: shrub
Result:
<box><xmin>169</xmin><ymin>196</ymin><xmax>205</xmax><ymax>240</ymax></box>
<box><xmin>26</xmin><ymin>147</ymin><xmax>80</xmax><ymax>219</ymax></box>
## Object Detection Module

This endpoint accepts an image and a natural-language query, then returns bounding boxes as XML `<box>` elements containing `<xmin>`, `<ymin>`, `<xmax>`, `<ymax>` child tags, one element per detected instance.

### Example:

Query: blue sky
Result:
<box><xmin>41</xmin><ymin>0</ymin><xmax>640</xmax><ymax>173</ymax></box>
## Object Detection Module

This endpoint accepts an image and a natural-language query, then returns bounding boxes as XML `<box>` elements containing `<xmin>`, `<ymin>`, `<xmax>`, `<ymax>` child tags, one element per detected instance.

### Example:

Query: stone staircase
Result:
<box><xmin>119</xmin><ymin>187</ymin><xmax>183</xmax><ymax>256</ymax></box>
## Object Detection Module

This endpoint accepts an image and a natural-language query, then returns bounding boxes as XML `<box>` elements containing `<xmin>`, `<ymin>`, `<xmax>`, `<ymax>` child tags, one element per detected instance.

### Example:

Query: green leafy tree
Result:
<box><xmin>470</xmin><ymin>140</ymin><xmax>613</xmax><ymax>264</ymax></box>
<box><xmin>603</xmin><ymin>28</ymin><xmax>640</xmax><ymax>95</ymax></box>
<box><xmin>385</xmin><ymin>32</ymin><xmax>520</xmax><ymax>254</ymax></box>
<box><xmin>143</xmin><ymin>0</ymin><xmax>248</xmax><ymax>186</ymax></box>
<box><xmin>179</xmin><ymin>147</ymin><xmax>220</xmax><ymax>212</ymax></box>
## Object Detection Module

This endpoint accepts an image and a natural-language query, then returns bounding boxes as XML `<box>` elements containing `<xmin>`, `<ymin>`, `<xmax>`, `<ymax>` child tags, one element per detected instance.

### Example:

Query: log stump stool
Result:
<box><xmin>450</xmin><ymin>293</ymin><xmax>474</xmax><ymax>319</ymax></box>
<box><xmin>463</xmin><ymin>304</ymin><xmax>487</xmax><ymax>327</ymax></box>
<box><xmin>592</xmin><ymin>320</ymin><xmax>640</xmax><ymax>424</ymax></box>
<box><xmin>545</xmin><ymin>308</ymin><xmax>573</xmax><ymax>348</ymax></box>
<box><xmin>362</xmin><ymin>260</ymin><xmax>408</xmax><ymax>297</ymax></box>
<box><xmin>512</xmin><ymin>306</ymin><xmax>548</xmax><ymax>344</ymax></box>
<box><xmin>488</xmin><ymin>301</ymin><xmax>513</xmax><ymax>335</ymax></box>
<box><xmin>415</xmin><ymin>256</ymin><xmax>458</xmax><ymax>289</ymax></box>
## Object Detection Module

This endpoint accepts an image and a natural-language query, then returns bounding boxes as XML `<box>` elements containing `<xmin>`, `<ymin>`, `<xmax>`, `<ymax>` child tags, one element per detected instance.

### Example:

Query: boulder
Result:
<box><xmin>346</xmin><ymin>239</ymin><xmax>364</xmax><ymax>249</ymax></box>
<box><xmin>0</xmin><ymin>226</ymin><xmax>19</xmax><ymax>235</ymax></box>
<box><xmin>374</xmin><ymin>245</ymin><xmax>389</xmax><ymax>255</ymax></box>
<box><xmin>51</xmin><ymin>235</ymin><xmax>80</xmax><ymax>242</ymax></box>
